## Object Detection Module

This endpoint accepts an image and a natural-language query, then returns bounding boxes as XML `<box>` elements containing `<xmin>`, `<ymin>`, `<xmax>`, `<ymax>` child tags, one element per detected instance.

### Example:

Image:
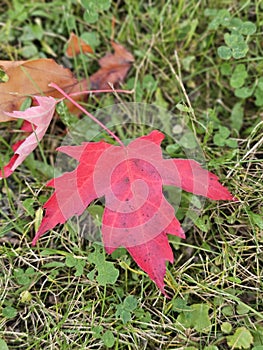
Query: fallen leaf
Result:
<box><xmin>0</xmin><ymin>58</ymin><xmax>86</xmax><ymax>122</ymax></box>
<box><xmin>0</xmin><ymin>60</ymin><xmax>25</xmax><ymax>70</ymax></box>
<box><xmin>65</xmin><ymin>32</ymin><xmax>93</xmax><ymax>58</ymax></box>
<box><xmin>32</xmin><ymin>130</ymin><xmax>234</xmax><ymax>294</ymax></box>
<box><xmin>90</xmin><ymin>41</ymin><xmax>134</xmax><ymax>90</ymax></box>
<box><xmin>0</xmin><ymin>96</ymin><xmax>57</xmax><ymax>179</ymax></box>
<box><xmin>0</xmin><ymin>42</ymin><xmax>133</xmax><ymax>121</ymax></box>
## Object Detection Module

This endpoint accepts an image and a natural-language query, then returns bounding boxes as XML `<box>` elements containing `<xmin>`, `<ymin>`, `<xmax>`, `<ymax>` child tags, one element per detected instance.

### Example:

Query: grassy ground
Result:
<box><xmin>0</xmin><ymin>0</ymin><xmax>263</xmax><ymax>349</ymax></box>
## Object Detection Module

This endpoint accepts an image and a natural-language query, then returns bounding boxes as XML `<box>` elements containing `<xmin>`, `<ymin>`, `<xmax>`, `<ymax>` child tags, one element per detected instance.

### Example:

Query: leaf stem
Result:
<box><xmin>68</xmin><ymin>88</ymin><xmax>133</xmax><ymax>97</ymax></box>
<box><xmin>49</xmin><ymin>82</ymin><xmax>125</xmax><ymax>147</ymax></box>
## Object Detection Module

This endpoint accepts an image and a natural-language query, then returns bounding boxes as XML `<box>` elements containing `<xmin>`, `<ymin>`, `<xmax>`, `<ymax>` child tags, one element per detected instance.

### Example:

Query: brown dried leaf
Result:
<box><xmin>90</xmin><ymin>41</ymin><xmax>134</xmax><ymax>90</ymax></box>
<box><xmin>0</xmin><ymin>58</ymin><xmax>87</xmax><ymax>122</ymax></box>
<box><xmin>66</xmin><ymin>33</ymin><xmax>93</xmax><ymax>58</ymax></box>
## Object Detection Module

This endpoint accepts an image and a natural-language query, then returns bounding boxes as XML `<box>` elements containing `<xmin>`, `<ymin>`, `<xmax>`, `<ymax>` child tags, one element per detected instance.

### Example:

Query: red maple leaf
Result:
<box><xmin>32</xmin><ymin>130</ymin><xmax>234</xmax><ymax>294</ymax></box>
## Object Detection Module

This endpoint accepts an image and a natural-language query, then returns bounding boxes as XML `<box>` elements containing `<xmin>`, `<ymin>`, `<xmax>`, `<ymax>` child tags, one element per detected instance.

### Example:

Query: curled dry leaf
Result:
<box><xmin>90</xmin><ymin>41</ymin><xmax>134</xmax><ymax>90</ymax></box>
<box><xmin>0</xmin><ymin>58</ymin><xmax>87</xmax><ymax>122</ymax></box>
<box><xmin>65</xmin><ymin>32</ymin><xmax>93</xmax><ymax>58</ymax></box>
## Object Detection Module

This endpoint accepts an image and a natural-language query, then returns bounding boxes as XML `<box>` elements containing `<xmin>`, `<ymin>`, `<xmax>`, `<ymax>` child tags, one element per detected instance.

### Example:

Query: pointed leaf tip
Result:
<box><xmin>141</xmin><ymin>130</ymin><xmax>165</xmax><ymax>145</ymax></box>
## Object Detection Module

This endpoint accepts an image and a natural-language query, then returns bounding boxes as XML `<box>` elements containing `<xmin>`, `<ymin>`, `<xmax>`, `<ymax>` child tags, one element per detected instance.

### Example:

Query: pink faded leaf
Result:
<box><xmin>0</xmin><ymin>96</ymin><xmax>57</xmax><ymax>179</ymax></box>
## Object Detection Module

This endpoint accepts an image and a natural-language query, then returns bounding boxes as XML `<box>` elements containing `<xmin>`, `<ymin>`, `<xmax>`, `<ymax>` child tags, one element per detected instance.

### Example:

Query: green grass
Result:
<box><xmin>0</xmin><ymin>0</ymin><xmax>263</xmax><ymax>349</ymax></box>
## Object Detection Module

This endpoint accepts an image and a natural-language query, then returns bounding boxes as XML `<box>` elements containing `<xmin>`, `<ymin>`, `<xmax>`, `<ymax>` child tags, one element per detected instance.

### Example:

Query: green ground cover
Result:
<box><xmin>0</xmin><ymin>1</ymin><xmax>262</xmax><ymax>349</ymax></box>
